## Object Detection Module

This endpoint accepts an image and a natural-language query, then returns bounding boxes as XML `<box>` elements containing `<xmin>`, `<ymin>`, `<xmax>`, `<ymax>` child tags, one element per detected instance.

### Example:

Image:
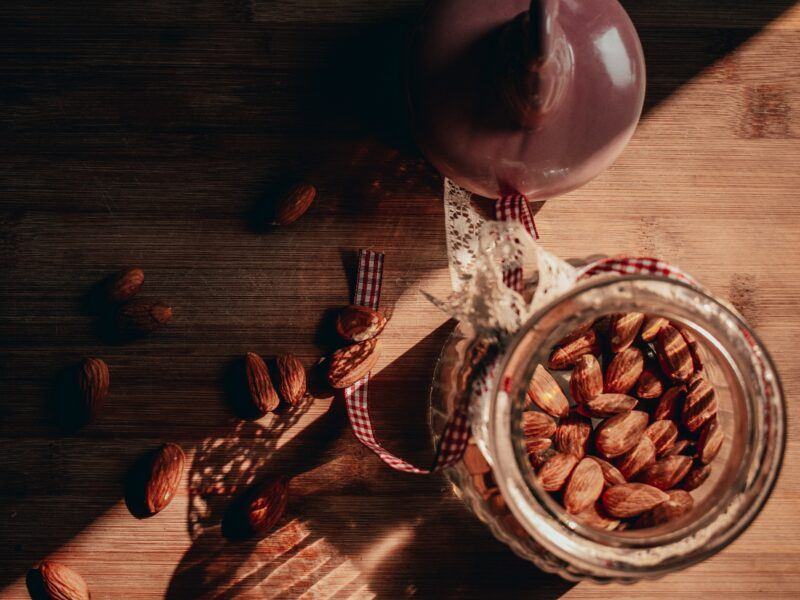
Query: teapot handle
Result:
<box><xmin>527</xmin><ymin>0</ymin><xmax>558</xmax><ymax>68</ymax></box>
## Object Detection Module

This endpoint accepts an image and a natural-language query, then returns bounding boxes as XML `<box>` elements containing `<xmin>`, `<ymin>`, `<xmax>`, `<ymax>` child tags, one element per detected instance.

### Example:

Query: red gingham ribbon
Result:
<box><xmin>343</xmin><ymin>249</ymin><xmax>478</xmax><ymax>474</ymax></box>
<box><xmin>495</xmin><ymin>194</ymin><xmax>539</xmax><ymax>292</ymax></box>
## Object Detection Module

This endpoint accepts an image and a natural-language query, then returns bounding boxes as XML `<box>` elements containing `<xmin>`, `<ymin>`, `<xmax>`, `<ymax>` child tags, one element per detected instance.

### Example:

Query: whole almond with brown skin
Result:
<box><xmin>336</xmin><ymin>305</ymin><xmax>387</xmax><ymax>342</ymax></box>
<box><xmin>654</xmin><ymin>385</ymin><xmax>686</xmax><ymax>421</ymax></box>
<box><xmin>579</xmin><ymin>393</ymin><xmax>638</xmax><ymax>418</ymax></box>
<box><xmin>573</xmin><ymin>503</ymin><xmax>621</xmax><ymax>531</ymax></box>
<box><xmin>602</xmin><ymin>483</ymin><xmax>670</xmax><ymax>518</ymax></box>
<box><xmin>471</xmin><ymin>472</ymin><xmax>496</xmax><ymax>499</ymax></box>
<box><xmin>527</xmin><ymin>364</ymin><xmax>569</xmax><ymax>417</ymax></box>
<box><xmin>538</xmin><ymin>452</ymin><xmax>579</xmax><ymax>492</ymax></box>
<box><xmin>245</xmin><ymin>476</ymin><xmax>289</xmax><ymax>535</ymax></box>
<box><xmin>635</xmin><ymin>367</ymin><xmax>664</xmax><ymax>399</ymax></box>
<box><xmin>116</xmin><ymin>298</ymin><xmax>173</xmax><ymax>337</ymax></box>
<box><xmin>681</xmin><ymin>462</ymin><xmax>711</xmax><ymax>491</ymax></box>
<box><xmin>522</xmin><ymin>411</ymin><xmax>556</xmax><ymax>439</ymax></box>
<box><xmin>528</xmin><ymin>445</ymin><xmax>557</xmax><ymax>469</ymax></box>
<box><xmin>564</xmin><ymin>458</ymin><xmax>605</xmax><ymax>514</ymax></box>
<box><xmin>636</xmin><ymin>489</ymin><xmax>693</xmax><ymax>528</ymax></box>
<box><xmin>144</xmin><ymin>442</ymin><xmax>185</xmax><ymax>515</ymax></box>
<box><xmin>60</xmin><ymin>357</ymin><xmax>109</xmax><ymax>429</ymax></box>
<box><xmin>655</xmin><ymin>324</ymin><xmax>694</xmax><ymax>381</ymax></box>
<box><xmin>638</xmin><ymin>455</ymin><xmax>692</xmax><ymax>490</ymax></box>
<box><xmin>327</xmin><ymin>338</ymin><xmax>381</xmax><ymax>388</ymax></box>
<box><xmin>555</xmin><ymin>409</ymin><xmax>592</xmax><ymax>458</ymax></box>
<box><xmin>614</xmin><ymin>435</ymin><xmax>656</xmax><ymax>480</ymax></box>
<box><xmin>570</xmin><ymin>354</ymin><xmax>603</xmax><ymax>404</ymax></box>
<box><xmin>526</xmin><ymin>437</ymin><xmax>553</xmax><ymax>455</ymax></box>
<box><xmin>682</xmin><ymin>375</ymin><xmax>717</xmax><ymax>432</ymax></box>
<box><xmin>594</xmin><ymin>410</ymin><xmax>648</xmax><ymax>458</ymax></box>
<box><xmin>554</xmin><ymin>319</ymin><xmax>596</xmax><ymax>347</ymax></box>
<box><xmin>664</xmin><ymin>438</ymin><xmax>696</xmax><ymax>458</ymax></box>
<box><xmin>591</xmin><ymin>457</ymin><xmax>627</xmax><ymax>487</ymax></box>
<box><xmin>547</xmin><ymin>330</ymin><xmax>600</xmax><ymax>370</ymax></box>
<box><xmin>645</xmin><ymin>420</ymin><xmax>679</xmax><ymax>457</ymax></box>
<box><xmin>105</xmin><ymin>266</ymin><xmax>144</xmax><ymax>303</ymax></box>
<box><xmin>678</xmin><ymin>325</ymin><xmax>704</xmax><ymax>371</ymax></box>
<box><xmin>246</xmin><ymin>352</ymin><xmax>279</xmax><ymax>414</ymax></box>
<box><xmin>463</xmin><ymin>443</ymin><xmax>491</xmax><ymax>474</ymax></box>
<box><xmin>275</xmin><ymin>353</ymin><xmax>306</xmax><ymax>406</ymax></box>
<box><xmin>270</xmin><ymin>182</ymin><xmax>315</xmax><ymax>226</ymax></box>
<box><xmin>31</xmin><ymin>560</ymin><xmax>90</xmax><ymax>600</ymax></box>
<box><xmin>640</xmin><ymin>316</ymin><xmax>667</xmax><ymax>342</ymax></box>
<box><xmin>697</xmin><ymin>419</ymin><xmax>724</xmax><ymax>464</ymax></box>
<box><xmin>609</xmin><ymin>313</ymin><xmax>645</xmax><ymax>352</ymax></box>
<box><xmin>604</xmin><ymin>347</ymin><xmax>644</xmax><ymax>394</ymax></box>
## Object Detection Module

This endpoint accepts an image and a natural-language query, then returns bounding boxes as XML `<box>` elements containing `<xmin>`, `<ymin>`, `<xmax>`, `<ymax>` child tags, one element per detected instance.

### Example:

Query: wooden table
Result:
<box><xmin>2</xmin><ymin>1</ymin><xmax>799</xmax><ymax>598</ymax></box>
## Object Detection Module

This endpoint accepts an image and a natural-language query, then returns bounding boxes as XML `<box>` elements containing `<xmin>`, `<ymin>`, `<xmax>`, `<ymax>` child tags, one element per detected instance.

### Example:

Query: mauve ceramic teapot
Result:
<box><xmin>407</xmin><ymin>0</ymin><xmax>645</xmax><ymax>199</ymax></box>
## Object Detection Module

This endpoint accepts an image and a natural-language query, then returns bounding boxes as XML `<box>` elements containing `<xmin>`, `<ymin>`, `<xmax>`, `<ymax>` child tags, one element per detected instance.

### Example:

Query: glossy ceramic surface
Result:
<box><xmin>408</xmin><ymin>0</ymin><xmax>646</xmax><ymax>199</ymax></box>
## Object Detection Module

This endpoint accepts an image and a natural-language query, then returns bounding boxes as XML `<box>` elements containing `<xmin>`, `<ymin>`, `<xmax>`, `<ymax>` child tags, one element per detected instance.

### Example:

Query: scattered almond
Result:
<box><xmin>31</xmin><ymin>560</ymin><xmax>90</xmax><ymax>600</ymax></box>
<box><xmin>59</xmin><ymin>357</ymin><xmax>109</xmax><ymax>429</ymax></box>
<box><xmin>547</xmin><ymin>330</ymin><xmax>600</xmax><ymax>370</ymax></box>
<box><xmin>569</xmin><ymin>354</ymin><xmax>603</xmax><ymax>404</ymax></box>
<box><xmin>538</xmin><ymin>452</ymin><xmax>579</xmax><ymax>492</ymax></box>
<box><xmin>144</xmin><ymin>442</ymin><xmax>185</xmax><ymax>515</ymax></box>
<box><xmin>609</xmin><ymin>313</ymin><xmax>645</xmax><ymax>352</ymax></box>
<box><xmin>602</xmin><ymin>483</ymin><xmax>670</xmax><ymax>518</ymax></box>
<box><xmin>638</xmin><ymin>455</ymin><xmax>693</xmax><ymax>490</ymax></box>
<box><xmin>246</xmin><ymin>352</ymin><xmax>280</xmax><ymax>415</ymax></box>
<box><xmin>269</xmin><ymin>182</ymin><xmax>316</xmax><ymax>226</ymax></box>
<box><xmin>604</xmin><ymin>347</ymin><xmax>644</xmax><ymax>394</ymax></box>
<box><xmin>275</xmin><ymin>353</ymin><xmax>306</xmax><ymax>406</ymax></box>
<box><xmin>594</xmin><ymin>410</ymin><xmax>648</xmax><ymax>458</ymax></box>
<box><xmin>105</xmin><ymin>266</ymin><xmax>144</xmax><ymax>303</ymax></box>
<box><xmin>564</xmin><ymin>458</ymin><xmax>605</xmax><ymax>514</ymax></box>
<box><xmin>336</xmin><ymin>305</ymin><xmax>387</xmax><ymax>342</ymax></box>
<box><xmin>528</xmin><ymin>364</ymin><xmax>569</xmax><ymax>417</ymax></box>
<box><xmin>327</xmin><ymin>338</ymin><xmax>381</xmax><ymax>388</ymax></box>
<box><xmin>245</xmin><ymin>477</ymin><xmax>290</xmax><ymax>535</ymax></box>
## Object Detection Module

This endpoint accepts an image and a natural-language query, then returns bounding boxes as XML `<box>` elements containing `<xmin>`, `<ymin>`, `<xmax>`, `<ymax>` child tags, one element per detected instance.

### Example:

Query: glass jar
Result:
<box><xmin>430</xmin><ymin>274</ymin><xmax>785</xmax><ymax>582</ymax></box>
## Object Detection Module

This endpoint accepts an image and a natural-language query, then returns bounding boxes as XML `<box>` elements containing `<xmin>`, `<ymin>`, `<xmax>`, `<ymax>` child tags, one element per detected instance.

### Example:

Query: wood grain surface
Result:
<box><xmin>2</xmin><ymin>1</ymin><xmax>800</xmax><ymax>598</ymax></box>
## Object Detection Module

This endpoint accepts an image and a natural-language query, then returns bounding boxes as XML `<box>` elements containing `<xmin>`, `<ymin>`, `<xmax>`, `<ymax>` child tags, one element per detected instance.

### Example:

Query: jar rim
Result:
<box><xmin>487</xmin><ymin>274</ymin><xmax>785</xmax><ymax>578</ymax></box>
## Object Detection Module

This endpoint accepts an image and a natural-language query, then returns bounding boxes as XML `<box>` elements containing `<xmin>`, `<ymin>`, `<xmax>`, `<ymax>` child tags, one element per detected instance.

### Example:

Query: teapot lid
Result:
<box><xmin>407</xmin><ymin>0</ymin><xmax>645</xmax><ymax>199</ymax></box>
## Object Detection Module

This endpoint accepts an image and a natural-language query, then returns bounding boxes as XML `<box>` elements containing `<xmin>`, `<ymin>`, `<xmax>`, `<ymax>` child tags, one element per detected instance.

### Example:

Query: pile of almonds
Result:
<box><xmin>523</xmin><ymin>313</ymin><xmax>722</xmax><ymax>530</ymax></box>
<box><xmin>326</xmin><ymin>304</ymin><xmax>387</xmax><ymax>388</ymax></box>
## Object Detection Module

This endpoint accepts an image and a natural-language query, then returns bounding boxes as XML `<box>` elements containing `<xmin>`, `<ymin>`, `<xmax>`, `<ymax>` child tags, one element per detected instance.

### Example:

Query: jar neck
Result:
<box><xmin>485</xmin><ymin>276</ymin><xmax>784</xmax><ymax>578</ymax></box>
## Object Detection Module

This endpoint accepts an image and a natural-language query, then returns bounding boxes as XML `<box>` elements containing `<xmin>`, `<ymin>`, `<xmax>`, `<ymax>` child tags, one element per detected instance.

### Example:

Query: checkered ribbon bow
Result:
<box><xmin>343</xmin><ymin>194</ymin><xmax>702</xmax><ymax>474</ymax></box>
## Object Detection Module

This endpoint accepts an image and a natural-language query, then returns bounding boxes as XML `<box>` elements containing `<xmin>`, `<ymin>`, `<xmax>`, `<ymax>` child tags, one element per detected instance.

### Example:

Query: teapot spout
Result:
<box><xmin>496</xmin><ymin>0</ymin><xmax>570</xmax><ymax>129</ymax></box>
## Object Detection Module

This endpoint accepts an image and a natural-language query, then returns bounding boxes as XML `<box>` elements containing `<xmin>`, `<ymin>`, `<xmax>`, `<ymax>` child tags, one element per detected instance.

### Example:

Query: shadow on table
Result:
<box><xmin>165</xmin><ymin>321</ymin><xmax>576</xmax><ymax>599</ymax></box>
